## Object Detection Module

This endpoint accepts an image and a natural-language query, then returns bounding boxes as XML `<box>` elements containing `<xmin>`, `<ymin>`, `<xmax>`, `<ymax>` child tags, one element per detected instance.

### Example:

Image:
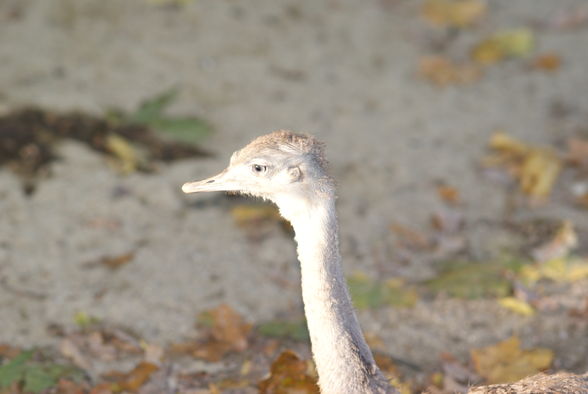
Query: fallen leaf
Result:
<box><xmin>426</xmin><ymin>261</ymin><xmax>511</xmax><ymax>299</ymax></box>
<box><xmin>105</xmin><ymin>134</ymin><xmax>141</xmax><ymax>174</ymax></box>
<box><xmin>436</xmin><ymin>184</ymin><xmax>460</xmax><ymax>204</ymax></box>
<box><xmin>390</xmin><ymin>223</ymin><xmax>432</xmax><ymax>250</ymax></box>
<box><xmin>348</xmin><ymin>273</ymin><xmax>418</xmax><ymax>309</ymax></box>
<box><xmin>531</xmin><ymin>221</ymin><xmax>577</xmax><ymax>262</ymax></box>
<box><xmin>73</xmin><ymin>311</ymin><xmax>100</xmax><ymax>329</ymax></box>
<box><xmin>498</xmin><ymin>297</ymin><xmax>535</xmax><ymax>316</ymax></box>
<box><xmin>472</xmin><ymin>29</ymin><xmax>534</xmax><ymax>65</ymax></box>
<box><xmin>422</xmin><ymin>0</ymin><xmax>487</xmax><ymax>28</ymax></box>
<box><xmin>258</xmin><ymin>350</ymin><xmax>319</xmax><ymax>394</ymax></box>
<box><xmin>171</xmin><ymin>304</ymin><xmax>251</xmax><ymax>362</ymax></box>
<box><xmin>419</xmin><ymin>55</ymin><xmax>482</xmax><ymax>86</ymax></box>
<box><xmin>110</xmin><ymin>361</ymin><xmax>159</xmax><ymax>392</ymax></box>
<box><xmin>485</xmin><ymin>132</ymin><xmax>562</xmax><ymax>198</ymax></box>
<box><xmin>0</xmin><ymin>345</ymin><xmax>21</xmax><ymax>359</ymax></box>
<box><xmin>522</xmin><ymin>257</ymin><xmax>588</xmax><ymax>284</ymax></box>
<box><xmin>205</xmin><ymin>304</ymin><xmax>251</xmax><ymax>352</ymax></box>
<box><xmin>471</xmin><ymin>336</ymin><xmax>553</xmax><ymax>384</ymax></box>
<box><xmin>100</xmin><ymin>252</ymin><xmax>135</xmax><ymax>270</ymax></box>
<box><xmin>531</xmin><ymin>53</ymin><xmax>562</xmax><ymax>72</ymax></box>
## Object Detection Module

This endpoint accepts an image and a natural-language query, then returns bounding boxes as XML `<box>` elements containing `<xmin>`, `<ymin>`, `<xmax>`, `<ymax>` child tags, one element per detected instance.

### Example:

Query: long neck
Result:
<box><xmin>277</xmin><ymin>194</ymin><xmax>394</xmax><ymax>394</ymax></box>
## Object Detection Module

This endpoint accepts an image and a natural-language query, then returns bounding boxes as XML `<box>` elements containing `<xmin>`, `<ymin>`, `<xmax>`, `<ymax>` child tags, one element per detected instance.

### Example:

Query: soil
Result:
<box><xmin>0</xmin><ymin>0</ymin><xmax>587</xmax><ymax>390</ymax></box>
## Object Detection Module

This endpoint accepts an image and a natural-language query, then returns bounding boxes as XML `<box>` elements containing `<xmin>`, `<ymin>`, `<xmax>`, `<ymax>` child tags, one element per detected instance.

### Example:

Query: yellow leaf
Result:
<box><xmin>519</xmin><ymin>148</ymin><xmax>561</xmax><ymax>198</ymax></box>
<box><xmin>422</xmin><ymin>0</ymin><xmax>487</xmax><ymax>28</ymax></box>
<box><xmin>472</xmin><ymin>29</ymin><xmax>534</xmax><ymax>65</ymax></box>
<box><xmin>498</xmin><ymin>297</ymin><xmax>535</xmax><ymax>316</ymax></box>
<box><xmin>471</xmin><ymin>336</ymin><xmax>553</xmax><ymax>384</ymax></box>
<box><xmin>521</xmin><ymin>257</ymin><xmax>588</xmax><ymax>284</ymax></box>
<box><xmin>105</xmin><ymin>134</ymin><xmax>139</xmax><ymax>174</ymax></box>
<box><xmin>486</xmin><ymin>132</ymin><xmax>562</xmax><ymax>198</ymax></box>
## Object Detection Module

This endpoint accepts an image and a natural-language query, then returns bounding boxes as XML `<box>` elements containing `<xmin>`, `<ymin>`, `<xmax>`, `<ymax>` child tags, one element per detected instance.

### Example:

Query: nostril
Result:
<box><xmin>206</xmin><ymin>179</ymin><xmax>215</xmax><ymax>184</ymax></box>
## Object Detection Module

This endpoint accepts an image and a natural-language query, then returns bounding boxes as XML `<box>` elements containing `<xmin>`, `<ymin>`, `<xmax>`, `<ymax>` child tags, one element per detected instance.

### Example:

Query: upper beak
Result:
<box><xmin>182</xmin><ymin>169</ymin><xmax>238</xmax><ymax>194</ymax></box>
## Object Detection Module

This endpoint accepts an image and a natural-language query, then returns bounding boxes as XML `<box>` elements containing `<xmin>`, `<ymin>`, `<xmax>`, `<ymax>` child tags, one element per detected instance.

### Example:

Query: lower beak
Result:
<box><xmin>182</xmin><ymin>170</ymin><xmax>236</xmax><ymax>194</ymax></box>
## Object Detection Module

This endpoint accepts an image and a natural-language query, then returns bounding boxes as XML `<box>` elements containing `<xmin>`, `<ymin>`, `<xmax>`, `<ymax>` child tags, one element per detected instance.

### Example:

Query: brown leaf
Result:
<box><xmin>471</xmin><ymin>336</ymin><xmax>553</xmax><ymax>384</ymax></box>
<box><xmin>390</xmin><ymin>223</ymin><xmax>432</xmax><ymax>250</ymax></box>
<box><xmin>114</xmin><ymin>361</ymin><xmax>159</xmax><ymax>392</ymax></box>
<box><xmin>258</xmin><ymin>350</ymin><xmax>319</xmax><ymax>394</ymax></box>
<box><xmin>207</xmin><ymin>304</ymin><xmax>251</xmax><ymax>352</ymax></box>
<box><xmin>170</xmin><ymin>304</ymin><xmax>251</xmax><ymax>362</ymax></box>
<box><xmin>531</xmin><ymin>53</ymin><xmax>562</xmax><ymax>72</ymax></box>
<box><xmin>436</xmin><ymin>184</ymin><xmax>460</xmax><ymax>205</ymax></box>
<box><xmin>0</xmin><ymin>344</ymin><xmax>21</xmax><ymax>359</ymax></box>
<box><xmin>419</xmin><ymin>56</ymin><xmax>482</xmax><ymax>86</ymax></box>
<box><xmin>100</xmin><ymin>252</ymin><xmax>135</xmax><ymax>270</ymax></box>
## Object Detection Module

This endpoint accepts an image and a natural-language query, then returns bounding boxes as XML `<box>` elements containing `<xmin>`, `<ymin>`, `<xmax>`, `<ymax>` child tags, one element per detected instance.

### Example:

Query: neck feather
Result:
<box><xmin>275</xmin><ymin>193</ymin><xmax>393</xmax><ymax>394</ymax></box>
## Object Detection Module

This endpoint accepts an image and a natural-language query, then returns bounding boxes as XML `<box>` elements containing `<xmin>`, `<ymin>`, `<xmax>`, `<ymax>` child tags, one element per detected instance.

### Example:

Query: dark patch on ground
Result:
<box><xmin>0</xmin><ymin>108</ymin><xmax>210</xmax><ymax>194</ymax></box>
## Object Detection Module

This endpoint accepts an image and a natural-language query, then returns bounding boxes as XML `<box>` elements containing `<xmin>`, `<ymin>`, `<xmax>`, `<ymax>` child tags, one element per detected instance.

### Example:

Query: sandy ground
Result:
<box><xmin>1</xmin><ymin>0</ymin><xmax>587</xmax><ymax>380</ymax></box>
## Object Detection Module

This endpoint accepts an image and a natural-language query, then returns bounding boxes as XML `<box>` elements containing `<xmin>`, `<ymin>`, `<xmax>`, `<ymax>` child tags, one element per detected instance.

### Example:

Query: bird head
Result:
<box><xmin>182</xmin><ymin>131</ymin><xmax>334</xmax><ymax>211</ymax></box>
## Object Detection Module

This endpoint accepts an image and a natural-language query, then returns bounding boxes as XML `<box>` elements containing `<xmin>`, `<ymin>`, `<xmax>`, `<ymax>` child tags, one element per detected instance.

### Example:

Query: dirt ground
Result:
<box><xmin>0</xmin><ymin>0</ymin><xmax>587</xmax><ymax>390</ymax></box>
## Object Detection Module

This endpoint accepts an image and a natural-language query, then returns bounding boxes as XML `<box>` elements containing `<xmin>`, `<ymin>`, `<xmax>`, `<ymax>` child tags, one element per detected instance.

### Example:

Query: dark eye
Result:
<box><xmin>252</xmin><ymin>164</ymin><xmax>267</xmax><ymax>173</ymax></box>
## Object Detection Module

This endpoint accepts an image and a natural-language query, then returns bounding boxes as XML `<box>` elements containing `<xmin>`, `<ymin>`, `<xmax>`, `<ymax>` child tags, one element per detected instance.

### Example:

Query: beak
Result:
<box><xmin>182</xmin><ymin>169</ymin><xmax>239</xmax><ymax>194</ymax></box>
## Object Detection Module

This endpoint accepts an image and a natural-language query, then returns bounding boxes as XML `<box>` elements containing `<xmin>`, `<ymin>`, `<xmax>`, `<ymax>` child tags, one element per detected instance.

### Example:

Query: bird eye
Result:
<box><xmin>252</xmin><ymin>164</ymin><xmax>267</xmax><ymax>173</ymax></box>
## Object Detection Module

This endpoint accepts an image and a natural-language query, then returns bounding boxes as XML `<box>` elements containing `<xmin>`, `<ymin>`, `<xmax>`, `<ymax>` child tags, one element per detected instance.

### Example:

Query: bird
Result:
<box><xmin>182</xmin><ymin>130</ymin><xmax>588</xmax><ymax>394</ymax></box>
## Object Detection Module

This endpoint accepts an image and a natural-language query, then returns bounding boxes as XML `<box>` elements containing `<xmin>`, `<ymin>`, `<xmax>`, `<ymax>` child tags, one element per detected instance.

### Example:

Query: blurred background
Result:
<box><xmin>0</xmin><ymin>0</ymin><xmax>587</xmax><ymax>392</ymax></box>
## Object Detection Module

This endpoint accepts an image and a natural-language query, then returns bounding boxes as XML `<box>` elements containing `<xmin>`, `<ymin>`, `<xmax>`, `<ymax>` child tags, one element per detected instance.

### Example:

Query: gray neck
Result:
<box><xmin>276</xmin><ymin>193</ymin><xmax>394</xmax><ymax>394</ymax></box>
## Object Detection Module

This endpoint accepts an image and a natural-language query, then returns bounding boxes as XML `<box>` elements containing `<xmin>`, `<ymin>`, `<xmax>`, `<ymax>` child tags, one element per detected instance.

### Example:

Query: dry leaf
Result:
<box><xmin>485</xmin><ymin>132</ymin><xmax>562</xmax><ymax>198</ymax></box>
<box><xmin>0</xmin><ymin>344</ymin><xmax>21</xmax><ymax>359</ymax></box>
<box><xmin>419</xmin><ymin>55</ymin><xmax>482</xmax><ymax>86</ymax></box>
<box><xmin>390</xmin><ymin>222</ymin><xmax>431</xmax><ymax>250</ymax></box>
<box><xmin>531</xmin><ymin>53</ymin><xmax>562</xmax><ymax>72</ymax></box>
<box><xmin>258</xmin><ymin>350</ymin><xmax>319</xmax><ymax>394</ymax></box>
<box><xmin>471</xmin><ymin>336</ymin><xmax>553</xmax><ymax>384</ymax></box>
<box><xmin>472</xmin><ymin>29</ymin><xmax>534</xmax><ymax>65</ymax></box>
<box><xmin>498</xmin><ymin>297</ymin><xmax>535</xmax><ymax>316</ymax></box>
<box><xmin>171</xmin><ymin>304</ymin><xmax>251</xmax><ymax>362</ymax></box>
<box><xmin>531</xmin><ymin>221</ymin><xmax>578</xmax><ymax>262</ymax></box>
<box><xmin>522</xmin><ymin>257</ymin><xmax>588</xmax><ymax>284</ymax></box>
<box><xmin>436</xmin><ymin>184</ymin><xmax>460</xmax><ymax>204</ymax></box>
<box><xmin>422</xmin><ymin>0</ymin><xmax>487</xmax><ymax>28</ymax></box>
<box><xmin>115</xmin><ymin>361</ymin><xmax>159</xmax><ymax>392</ymax></box>
<box><xmin>100</xmin><ymin>252</ymin><xmax>135</xmax><ymax>270</ymax></box>
<box><xmin>206</xmin><ymin>304</ymin><xmax>251</xmax><ymax>352</ymax></box>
